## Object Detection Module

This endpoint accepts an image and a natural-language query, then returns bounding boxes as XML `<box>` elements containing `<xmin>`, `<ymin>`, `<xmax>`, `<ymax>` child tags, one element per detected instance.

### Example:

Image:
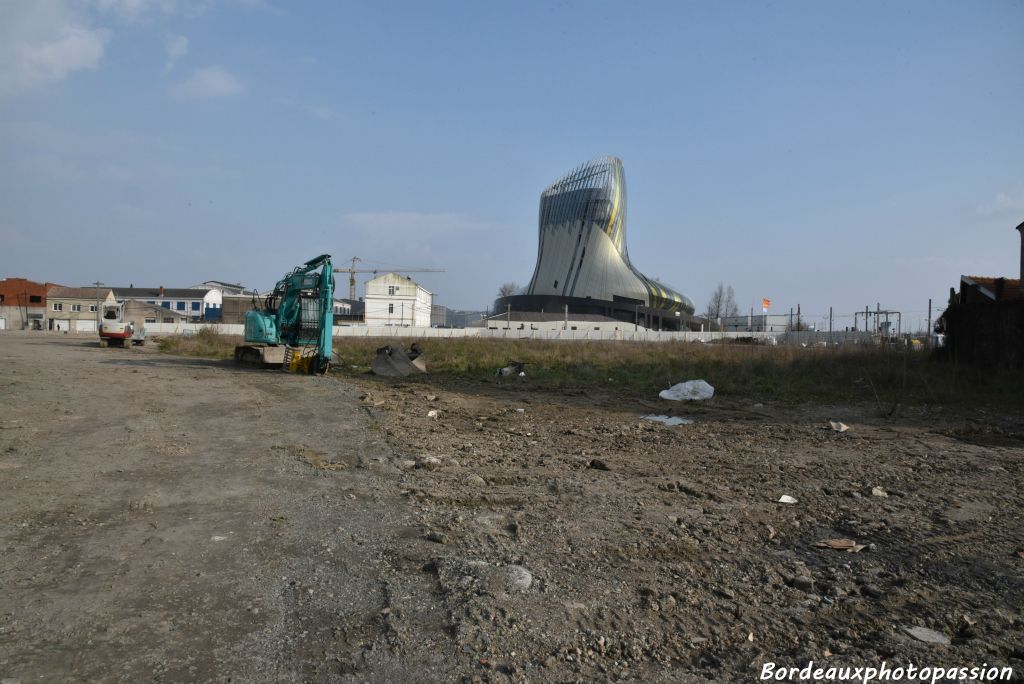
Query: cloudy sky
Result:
<box><xmin>1</xmin><ymin>1</ymin><xmax>1022</xmax><ymax>328</ymax></box>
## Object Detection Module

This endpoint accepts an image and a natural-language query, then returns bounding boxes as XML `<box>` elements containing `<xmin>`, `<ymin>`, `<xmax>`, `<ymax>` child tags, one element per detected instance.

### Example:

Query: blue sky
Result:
<box><xmin>1</xmin><ymin>0</ymin><xmax>1022</xmax><ymax>329</ymax></box>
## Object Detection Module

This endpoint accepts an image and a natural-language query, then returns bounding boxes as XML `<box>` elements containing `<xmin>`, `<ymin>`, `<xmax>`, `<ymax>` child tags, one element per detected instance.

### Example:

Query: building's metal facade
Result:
<box><xmin>497</xmin><ymin>157</ymin><xmax>696</xmax><ymax>330</ymax></box>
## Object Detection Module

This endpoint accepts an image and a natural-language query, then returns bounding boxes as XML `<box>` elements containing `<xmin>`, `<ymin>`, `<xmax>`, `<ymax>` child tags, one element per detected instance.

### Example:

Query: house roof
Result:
<box><xmin>961</xmin><ymin>276</ymin><xmax>1022</xmax><ymax>301</ymax></box>
<box><xmin>200</xmin><ymin>280</ymin><xmax>245</xmax><ymax>288</ymax></box>
<box><xmin>112</xmin><ymin>287</ymin><xmax>213</xmax><ymax>299</ymax></box>
<box><xmin>48</xmin><ymin>286</ymin><xmax>114</xmax><ymax>299</ymax></box>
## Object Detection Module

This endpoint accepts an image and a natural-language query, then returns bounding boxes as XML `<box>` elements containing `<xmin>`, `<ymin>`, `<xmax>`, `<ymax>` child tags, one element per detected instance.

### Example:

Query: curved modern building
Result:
<box><xmin>495</xmin><ymin>156</ymin><xmax>696</xmax><ymax>330</ymax></box>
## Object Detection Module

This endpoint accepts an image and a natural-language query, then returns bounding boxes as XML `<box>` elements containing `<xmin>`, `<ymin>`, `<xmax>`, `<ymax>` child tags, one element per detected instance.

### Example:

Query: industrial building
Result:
<box><xmin>0</xmin><ymin>278</ymin><xmax>50</xmax><ymax>330</ymax></box>
<box><xmin>113</xmin><ymin>287</ymin><xmax>222</xmax><ymax>321</ymax></box>
<box><xmin>494</xmin><ymin>157</ymin><xmax>697</xmax><ymax>331</ymax></box>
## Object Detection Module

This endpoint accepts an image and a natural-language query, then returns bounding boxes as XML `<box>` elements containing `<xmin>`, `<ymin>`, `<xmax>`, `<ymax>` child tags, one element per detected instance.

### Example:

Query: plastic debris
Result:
<box><xmin>814</xmin><ymin>538</ymin><xmax>866</xmax><ymax>553</ymax></box>
<box><xmin>496</xmin><ymin>361</ymin><xmax>525</xmax><ymax>379</ymax></box>
<box><xmin>659</xmin><ymin>380</ymin><xmax>714</xmax><ymax>401</ymax></box>
<box><xmin>778</xmin><ymin>495</ymin><xmax>798</xmax><ymax>504</ymax></box>
<box><xmin>871</xmin><ymin>486</ymin><xmax>888</xmax><ymax>498</ymax></box>
<box><xmin>427</xmin><ymin>410</ymin><xmax>439</xmax><ymax>419</ymax></box>
<box><xmin>902</xmin><ymin>626</ymin><xmax>950</xmax><ymax>645</ymax></box>
<box><xmin>829</xmin><ymin>421</ymin><xmax>849</xmax><ymax>433</ymax></box>
<box><xmin>641</xmin><ymin>415</ymin><xmax>694</xmax><ymax>426</ymax></box>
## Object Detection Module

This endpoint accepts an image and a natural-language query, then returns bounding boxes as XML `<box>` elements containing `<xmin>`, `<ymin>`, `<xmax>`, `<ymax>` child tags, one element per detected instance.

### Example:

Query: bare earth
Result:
<box><xmin>1</xmin><ymin>334</ymin><xmax>1022</xmax><ymax>683</ymax></box>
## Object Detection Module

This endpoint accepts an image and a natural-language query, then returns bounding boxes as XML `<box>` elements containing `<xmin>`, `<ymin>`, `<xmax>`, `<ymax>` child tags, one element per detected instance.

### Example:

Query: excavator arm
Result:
<box><xmin>236</xmin><ymin>254</ymin><xmax>334</xmax><ymax>374</ymax></box>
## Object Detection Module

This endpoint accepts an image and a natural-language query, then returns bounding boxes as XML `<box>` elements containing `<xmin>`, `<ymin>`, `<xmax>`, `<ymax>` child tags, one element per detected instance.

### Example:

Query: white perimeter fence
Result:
<box><xmin>112</xmin><ymin>323</ymin><xmax>879</xmax><ymax>345</ymax></box>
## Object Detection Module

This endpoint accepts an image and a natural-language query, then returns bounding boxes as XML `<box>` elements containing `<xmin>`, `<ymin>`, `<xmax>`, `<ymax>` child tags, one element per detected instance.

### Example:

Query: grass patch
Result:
<box><xmin>156</xmin><ymin>327</ymin><xmax>240</xmax><ymax>360</ymax></box>
<box><xmin>331</xmin><ymin>337</ymin><xmax>1024</xmax><ymax>410</ymax></box>
<box><xmin>154</xmin><ymin>331</ymin><xmax>1023</xmax><ymax>411</ymax></box>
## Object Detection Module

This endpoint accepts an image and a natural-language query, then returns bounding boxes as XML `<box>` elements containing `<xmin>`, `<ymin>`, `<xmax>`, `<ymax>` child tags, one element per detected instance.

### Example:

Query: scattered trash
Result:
<box><xmin>902</xmin><ymin>625</ymin><xmax>951</xmax><ymax>645</ymax></box>
<box><xmin>829</xmin><ymin>421</ymin><xmax>849</xmax><ymax>433</ymax></box>
<box><xmin>1015</xmin><ymin>550</ymin><xmax>1024</xmax><ymax>560</ymax></box>
<box><xmin>659</xmin><ymin>380</ymin><xmax>714</xmax><ymax>401</ymax></box>
<box><xmin>641</xmin><ymin>414</ymin><xmax>694</xmax><ymax>426</ymax></box>
<box><xmin>747</xmin><ymin>632</ymin><xmax>754</xmax><ymax>642</ymax></box>
<box><xmin>588</xmin><ymin>459</ymin><xmax>611</xmax><ymax>471</ymax></box>
<box><xmin>766</xmin><ymin>525</ymin><xmax>777</xmax><ymax>540</ymax></box>
<box><xmin>425</xmin><ymin>394</ymin><xmax>437</xmax><ymax>402</ymax></box>
<box><xmin>427</xmin><ymin>409</ymin><xmax>439</xmax><ymax>419</ymax></box>
<box><xmin>814</xmin><ymin>538</ymin><xmax>866</xmax><ymax>553</ymax></box>
<box><xmin>871</xmin><ymin>486</ymin><xmax>888</xmax><ymax>498</ymax></box>
<box><xmin>371</xmin><ymin>345</ymin><xmax>426</xmax><ymax>377</ymax></box>
<box><xmin>778</xmin><ymin>495</ymin><xmax>798</xmax><ymax>504</ymax></box>
<box><xmin>210</xmin><ymin>535</ymin><xmax>228</xmax><ymax>542</ymax></box>
<box><xmin>515</xmin><ymin>408</ymin><xmax>526</xmax><ymax>413</ymax></box>
<box><xmin>496</xmin><ymin>361</ymin><xmax>525</xmax><ymax>380</ymax></box>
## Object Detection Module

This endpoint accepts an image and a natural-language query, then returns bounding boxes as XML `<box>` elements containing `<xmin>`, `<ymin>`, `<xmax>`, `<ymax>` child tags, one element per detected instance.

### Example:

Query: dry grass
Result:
<box><xmin>333</xmin><ymin>337</ymin><xmax>1024</xmax><ymax>409</ymax></box>
<box><xmin>156</xmin><ymin>327</ymin><xmax>241</xmax><ymax>359</ymax></box>
<box><xmin>155</xmin><ymin>331</ymin><xmax>1023</xmax><ymax>410</ymax></box>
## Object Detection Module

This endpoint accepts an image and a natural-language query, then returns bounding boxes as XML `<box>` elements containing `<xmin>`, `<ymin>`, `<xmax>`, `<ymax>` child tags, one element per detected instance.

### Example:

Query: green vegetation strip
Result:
<box><xmin>157</xmin><ymin>329</ymin><xmax>1023</xmax><ymax>410</ymax></box>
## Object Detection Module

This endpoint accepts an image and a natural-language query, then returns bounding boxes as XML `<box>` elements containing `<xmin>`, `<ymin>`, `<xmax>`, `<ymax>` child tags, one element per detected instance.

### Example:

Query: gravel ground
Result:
<box><xmin>1</xmin><ymin>333</ymin><xmax>1022</xmax><ymax>682</ymax></box>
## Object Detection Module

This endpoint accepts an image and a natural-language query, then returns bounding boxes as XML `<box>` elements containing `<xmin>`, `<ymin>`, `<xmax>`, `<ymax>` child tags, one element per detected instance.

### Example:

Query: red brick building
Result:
<box><xmin>0</xmin><ymin>278</ymin><xmax>53</xmax><ymax>330</ymax></box>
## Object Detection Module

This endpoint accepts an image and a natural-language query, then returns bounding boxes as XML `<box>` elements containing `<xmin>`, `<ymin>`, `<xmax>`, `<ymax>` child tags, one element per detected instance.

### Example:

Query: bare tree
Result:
<box><xmin>497</xmin><ymin>282</ymin><xmax>520</xmax><ymax>298</ymax></box>
<box><xmin>704</xmin><ymin>282</ymin><xmax>739</xmax><ymax>321</ymax></box>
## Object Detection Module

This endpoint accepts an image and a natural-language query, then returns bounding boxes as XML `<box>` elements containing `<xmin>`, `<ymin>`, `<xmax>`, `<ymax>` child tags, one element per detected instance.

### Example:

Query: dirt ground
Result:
<box><xmin>1</xmin><ymin>334</ymin><xmax>1022</xmax><ymax>683</ymax></box>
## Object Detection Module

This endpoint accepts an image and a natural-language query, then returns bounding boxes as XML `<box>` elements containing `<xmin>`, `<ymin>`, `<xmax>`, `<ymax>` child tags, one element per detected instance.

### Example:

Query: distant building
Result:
<box><xmin>364</xmin><ymin>273</ymin><xmax>432</xmax><ymax>327</ymax></box>
<box><xmin>191</xmin><ymin>280</ymin><xmax>251</xmax><ymax>296</ymax></box>
<box><xmin>114</xmin><ymin>287</ymin><xmax>221</xmax><ymax>321</ymax></box>
<box><xmin>496</xmin><ymin>156</ymin><xmax>697</xmax><ymax>331</ymax></box>
<box><xmin>124</xmin><ymin>301</ymin><xmax>188</xmax><ymax>326</ymax></box>
<box><xmin>937</xmin><ymin>222</ymin><xmax>1024</xmax><ymax>369</ymax></box>
<box><xmin>0</xmin><ymin>277</ymin><xmax>50</xmax><ymax>330</ymax></box>
<box><xmin>47</xmin><ymin>286</ymin><xmax>116</xmax><ymax>333</ymax></box>
<box><xmin>721</xmin><ymin>314</ymin><xmax>791</xmax><ymax>333</ymax></box>
<box><xmin>957</xmin><ymin>276</ymin><xmax>1022</xmax><ymax>304</ymax></box>
<box><xmin>431</xmin><ymin>304</ymin><xmax>447</xmax><ymax>327</ymax></box>
<box><xmin>446</xmin><ymin>309</ymin><xmax>488</xmax><ymax>328</ymax></box>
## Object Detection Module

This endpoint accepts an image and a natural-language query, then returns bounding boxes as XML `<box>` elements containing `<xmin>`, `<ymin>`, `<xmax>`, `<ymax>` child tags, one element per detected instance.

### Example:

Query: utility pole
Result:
<box><xmin>926</xmin><ymin>298</ymin><xmax>932</xmax><ymax>346</ymax></box>
<box><xmin>93</xmin><ymin>281</ymin><xmax>103</xmax><ymax>328</ymax></box>
<box><xmin>506</xmin><ymin>303</ymin><xmax>511</xmax><ymax>330</ymax></box>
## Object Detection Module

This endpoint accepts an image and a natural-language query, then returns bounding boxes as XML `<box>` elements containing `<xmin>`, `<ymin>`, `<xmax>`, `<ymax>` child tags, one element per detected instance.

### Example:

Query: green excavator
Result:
<box><xmin>234</xmin><ymin>254</ymin><xmax>335</xmax><ymax>374</ymax></box>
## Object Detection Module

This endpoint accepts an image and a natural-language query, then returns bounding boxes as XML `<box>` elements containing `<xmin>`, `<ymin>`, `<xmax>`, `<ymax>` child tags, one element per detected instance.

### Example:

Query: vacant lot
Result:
<box><xmin>2</xmin><ymin>333</ymin><xmax>1022</xmax><ymax>682</ymax></box>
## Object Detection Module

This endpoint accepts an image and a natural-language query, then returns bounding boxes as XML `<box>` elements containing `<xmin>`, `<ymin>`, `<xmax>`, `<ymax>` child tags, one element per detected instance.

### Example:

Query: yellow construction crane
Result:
<box><xmin>333</xmin><ymin>257</ymin><xmax>445</xmax><ymax>301</ymax></box>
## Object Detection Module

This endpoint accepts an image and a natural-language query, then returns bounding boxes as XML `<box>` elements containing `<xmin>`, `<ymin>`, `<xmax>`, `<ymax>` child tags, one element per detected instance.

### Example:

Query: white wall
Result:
<box><xmin>10</xmin><ymin>321</ymin><xmax>879</xmax><ymax>345</ymax></box>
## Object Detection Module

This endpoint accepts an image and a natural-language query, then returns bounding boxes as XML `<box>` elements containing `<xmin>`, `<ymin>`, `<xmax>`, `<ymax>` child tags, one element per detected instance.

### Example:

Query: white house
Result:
<box><xmin>364</xmin><ymin>273</ymin><xmax>432</xmax><ymax>327</ymax></box>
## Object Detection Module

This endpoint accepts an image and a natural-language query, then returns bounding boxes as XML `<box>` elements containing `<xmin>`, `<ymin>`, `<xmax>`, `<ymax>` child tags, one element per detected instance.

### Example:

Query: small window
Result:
<box><xmin>594</xmin><ymin>327</ymin><xmax>600</xmax><ymax>331</ymax></box>
<box><xmin>144</xmin><ymin>317</ymin><xmax>156</xmax><ymax>324</ymax></box>
<box><xmin>29</xmin><ymin>295</ymin><xmax>41</xmax><ymax>303</ymax></box>
<box><xmin>571</xmin><ymin>326</ymin><xmax>577</xmax><ymax>330</ymax></box>
<box><xmin>52</xmin><ymin>302</ymin><xmax>63</xmax><ymax>311</ymax></box>
<box><xmin>163</xmin><ymin>317</ymin><xmax>174</xmax><ymax>323</ymax></box>
<box><xmin>71</xmin><ymin>304</ymin><xmax>82</xmax><ymax>312</ymax></box>
<box><xmin>388</xmin><ymin>303</ymin><xmax>394</xmax><ymax>314</ymax></box>
<box><xmin>0</xmin><ymin>294</ymin><xmax>4</xmax><ymax>303</ymax></box>
<box><xmin>176</xmin><ymin>301</ymin><xmax>185</xmax><ymax>311</ymax></box>
<box><xmin>161</xmin><ymin>302</ymin><xmax>170</xmax><ymax>309</ymax></box>
<box><xmin>388</xmin><ymin>285</ymin><xmax>396</xmax><ymax>296</ymax></box>
<box><xmin>553</xmin><ymin>280</ymin><xmax>558</xmax><ymax>288</ymax></box>
<box><xmin>89</xmin><ymin>305</ymin><xmax>97</xmax><ymax>312</ymax></box>
<box><xmin>147</xmin><ymin>301</ymin><xmax>155</xmax><ymax>305</ymax></box>
<box><xmin>191</xmin><ymin>301</ymin><xmax>200</xmax><ymax>311</ymax></box>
